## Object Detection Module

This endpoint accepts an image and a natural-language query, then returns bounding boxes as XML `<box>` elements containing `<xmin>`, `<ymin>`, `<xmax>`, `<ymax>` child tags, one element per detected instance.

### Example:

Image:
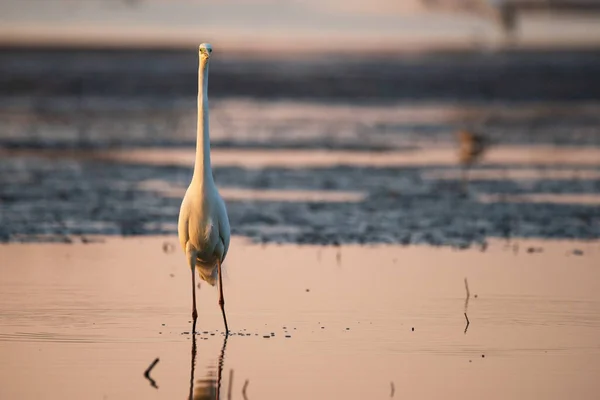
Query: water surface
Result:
<box><xmin>1</xmin><ymin>237</ymin><xmax>599</xmax><ymax>399</ymax></box>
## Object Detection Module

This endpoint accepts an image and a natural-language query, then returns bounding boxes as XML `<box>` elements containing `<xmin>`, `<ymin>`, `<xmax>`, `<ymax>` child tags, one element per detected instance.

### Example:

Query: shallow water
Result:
<box><xmin>1</xmin><ymin>237</ymin><xmax>599</xmax><ymax>399</ymax></box>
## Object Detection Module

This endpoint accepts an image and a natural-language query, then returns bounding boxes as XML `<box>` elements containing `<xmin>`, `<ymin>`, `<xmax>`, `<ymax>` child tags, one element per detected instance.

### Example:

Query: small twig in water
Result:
<box><xmin>242</xmin><ymin>379</ymin><xmax>249</xmax><ymax>400</ymax></box>
<box><xmin>228</xmin><ymin>369</ymin><xmax>234</xmax><ymax>400</ymax></box>
<box><xmin>464</xmin><ymin>278</ymin><xmax>471</xmax><ymax>334</ymax></box>
<box><xmin>390</xmin><ymin>381</ymin><xmax>395</xmax><ymax>397</ymax></box>
<box><xmin>144</xmin><ymin>357</ymin><xmax>160</xmax><ymax>389</ymax></box>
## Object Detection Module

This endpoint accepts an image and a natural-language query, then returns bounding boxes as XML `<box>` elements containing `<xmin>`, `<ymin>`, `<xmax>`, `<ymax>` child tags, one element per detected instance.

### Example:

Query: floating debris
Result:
<box><xmin>464</xmin><ymin>277</ymin><xmax>471</xmax><ymax>334</ymax></box>
<box><xmin>242</xmin><ymin>380</ymin><xmax>249</xmax><ymax>400</ymax></box>
<box><xmin>144</xmin><ymin>357</ymin><xmax>160</xmax><ymax>389</ymax></box>
<box><xmin>162</xmin><ymin>242</ymin><xmax>175</xmax><ymax>253</ymax></box>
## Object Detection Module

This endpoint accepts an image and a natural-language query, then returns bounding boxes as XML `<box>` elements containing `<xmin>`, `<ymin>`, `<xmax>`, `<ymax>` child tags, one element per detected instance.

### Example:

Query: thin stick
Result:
<box><xmin>228</xmin><ymin>369</ymin><xmax>234</xmax><ymax>400</ymax></box>
<box><xmin>464</xmin><ymin>278</ymin><xmax>471</xmax><ymax>334</ymax></box>
<box><xmin>144</xmin><ymin>357</ymin><xmax>160</xmax><ymax>389</ymax></box>
<box><xmin>242</xmin><ymin>379</ymin><xmax>249</xmax><ymax>400</ymax></box>
<box><xmin>390</xmin><ymin>381</ymin><xmax>395</xmax><ymax>397</ymax></box>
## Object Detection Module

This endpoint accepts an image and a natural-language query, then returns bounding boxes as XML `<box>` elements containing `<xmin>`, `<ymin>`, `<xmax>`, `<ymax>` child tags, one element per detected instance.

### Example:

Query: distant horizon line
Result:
<box><xmin>1</xmin><ymin>37</ymin><xmax>599</xmax><ymax>56</ymax></box>
<box><xmin>3</xmin><ymin>17</ymin><xmax>600</xmax><ymax>55</ymax></box>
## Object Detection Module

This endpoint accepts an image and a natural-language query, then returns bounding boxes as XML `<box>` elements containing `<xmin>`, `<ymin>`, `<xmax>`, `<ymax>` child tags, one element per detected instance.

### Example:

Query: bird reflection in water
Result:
<box><xmin>188</xmin><ymin>323</ymin><xmax>229</xmax><ymax>400</ymax></box>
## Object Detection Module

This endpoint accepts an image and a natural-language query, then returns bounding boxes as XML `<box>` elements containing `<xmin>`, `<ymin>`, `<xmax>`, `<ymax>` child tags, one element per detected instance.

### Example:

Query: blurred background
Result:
<box><xmin>1</xmin><ymin>0</ymin><xmax>599</xmax><ymax>246</ymax></box>
<box><xmin>2</xmin><ymin>0</ymin><xmax>600</xmax><ymax>49</ymax></box>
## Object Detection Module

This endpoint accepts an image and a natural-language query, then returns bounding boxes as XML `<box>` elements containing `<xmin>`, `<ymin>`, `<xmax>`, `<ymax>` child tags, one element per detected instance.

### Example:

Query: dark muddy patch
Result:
<box><xmin>1</xmin><ymin>154</ymin><xmax>598</xmax><ymax>245</ymax></box>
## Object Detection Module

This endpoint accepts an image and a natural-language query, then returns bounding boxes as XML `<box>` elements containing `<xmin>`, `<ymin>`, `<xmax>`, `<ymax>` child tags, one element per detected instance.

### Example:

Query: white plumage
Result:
<box><xmin>178</xmin><ymin>43</ymin><xmax>231</xmax><ymax>334</ymax></box>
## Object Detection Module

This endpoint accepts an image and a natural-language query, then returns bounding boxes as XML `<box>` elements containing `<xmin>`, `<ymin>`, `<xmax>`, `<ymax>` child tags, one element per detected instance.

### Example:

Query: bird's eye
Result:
<box><xmin>208</xmin><ymin>48</ymin><xmax>212</xmax><ymax>53</ymax></box>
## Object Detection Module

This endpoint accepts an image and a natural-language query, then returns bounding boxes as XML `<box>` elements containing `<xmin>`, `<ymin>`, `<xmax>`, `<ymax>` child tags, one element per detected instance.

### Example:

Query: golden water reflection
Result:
<box><xmin>1</xmin><ymin>238</ymin><xmax>599</xmax><ymax>399</ymax></box>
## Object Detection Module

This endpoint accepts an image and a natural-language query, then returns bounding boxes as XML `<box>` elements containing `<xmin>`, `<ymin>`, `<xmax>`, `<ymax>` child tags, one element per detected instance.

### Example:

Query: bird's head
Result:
<box><xmin>457</xmin><ymin>129</ymin><xmax>475</xmax><ymax>144</ymax></box>
<box><xmin>199</xmin><ymin>43</ymin><xmax>213</xmax><ymax>60</ymax></box>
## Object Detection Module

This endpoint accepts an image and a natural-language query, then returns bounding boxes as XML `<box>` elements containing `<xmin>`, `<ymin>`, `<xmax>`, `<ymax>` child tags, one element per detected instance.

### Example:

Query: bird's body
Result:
<box><xmin>178</xmin><ymin>180</ymin><xmax>230</xmax><ymax>285</ymax></box>
<box><xmin>458</xmin><ymin>129</ymin><xmax>487</xmax><ymax>167</ymax></box>
<box><xmin>456</xmin><ymin>129</ymin><xmax>488</xmax><ymax>193</ymax></box>
<box><xmin>178</xmin><ymin>43</ymin><xmax>230</xmax><ymax>333</ymax></box>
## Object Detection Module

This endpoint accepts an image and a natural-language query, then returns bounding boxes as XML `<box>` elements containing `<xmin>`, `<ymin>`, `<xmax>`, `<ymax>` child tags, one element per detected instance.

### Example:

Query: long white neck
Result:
<box><xmin>192</xmin><ymin>56</ymin><xmax>214</xmax><ymax>186</ymax></box>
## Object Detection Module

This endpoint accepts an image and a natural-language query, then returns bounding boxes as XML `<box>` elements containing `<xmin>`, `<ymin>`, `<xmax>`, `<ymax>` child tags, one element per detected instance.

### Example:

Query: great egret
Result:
<box><xmin>178</xmin><ymin>43</ymin><xmax>231</xmax><ymax>334</ymax></box>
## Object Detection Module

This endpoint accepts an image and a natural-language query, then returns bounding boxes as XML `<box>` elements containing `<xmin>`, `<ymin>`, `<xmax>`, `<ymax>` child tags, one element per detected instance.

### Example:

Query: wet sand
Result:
<box><xmin>2</xmin><ymin>53</ymin><xmax>600</xmax><ymax>245</ymax></box>
<box><xmin>2</xmin><ymin>141</ymin><xmax>599</xmax><ymax>245</ymax></box>
<box><xmin>5</xmin><ymin>145</ymin><xmax>600</xmax><ymax>169</ymax></box>
<box><xmin>1</xmin><ymin>237</ymin><xmax>599</xmax><ymax>399</ymax></box>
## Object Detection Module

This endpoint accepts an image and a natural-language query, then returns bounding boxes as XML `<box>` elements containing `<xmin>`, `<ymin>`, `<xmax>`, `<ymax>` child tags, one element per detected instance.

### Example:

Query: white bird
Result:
<box><xmin>178</xmin><ymin>43</ymin><xmax>231</xmax><ymax>334</ymax></box>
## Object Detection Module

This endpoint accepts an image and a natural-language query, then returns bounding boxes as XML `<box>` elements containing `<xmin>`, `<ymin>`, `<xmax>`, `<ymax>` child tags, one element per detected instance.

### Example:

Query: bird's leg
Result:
<box><xmin>186</xmin><ymin>247</ymin><xmax>198</xmax><ymax>326</ymax></box>
<box><xmin>461</xmin><ymin>165</ymin><xmax>469</xmax><ymax>196</ymax></box>
<box><xmin>217</xmin><ymin>259</ymin><xmax>229</xmax><ymax>334</ymax></box>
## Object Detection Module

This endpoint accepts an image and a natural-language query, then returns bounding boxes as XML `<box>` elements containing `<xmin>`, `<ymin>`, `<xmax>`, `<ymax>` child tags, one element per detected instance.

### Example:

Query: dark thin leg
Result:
<box><xmin>191</xmin><ymin>268</ymin><xmax>198</xmax><ymax>321</ymax></box>
<box><xmin>461</xmin><ymin>165</ymin><xmax>469</xmax><ymax>196</ymax></box>
<box><xmin>191</xmin><ymin>269</ymin><xmax>198</xmax><ymax>321</ymax></box>
<box><xmin>217</xmin><ymin>259</ymin><xmax>229</xmax><ymax>334</ymax></box>
<box><xmin>187</xmin><ymin>248</ymin><xmax>198</xmax><ymax>326</ymax></box>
